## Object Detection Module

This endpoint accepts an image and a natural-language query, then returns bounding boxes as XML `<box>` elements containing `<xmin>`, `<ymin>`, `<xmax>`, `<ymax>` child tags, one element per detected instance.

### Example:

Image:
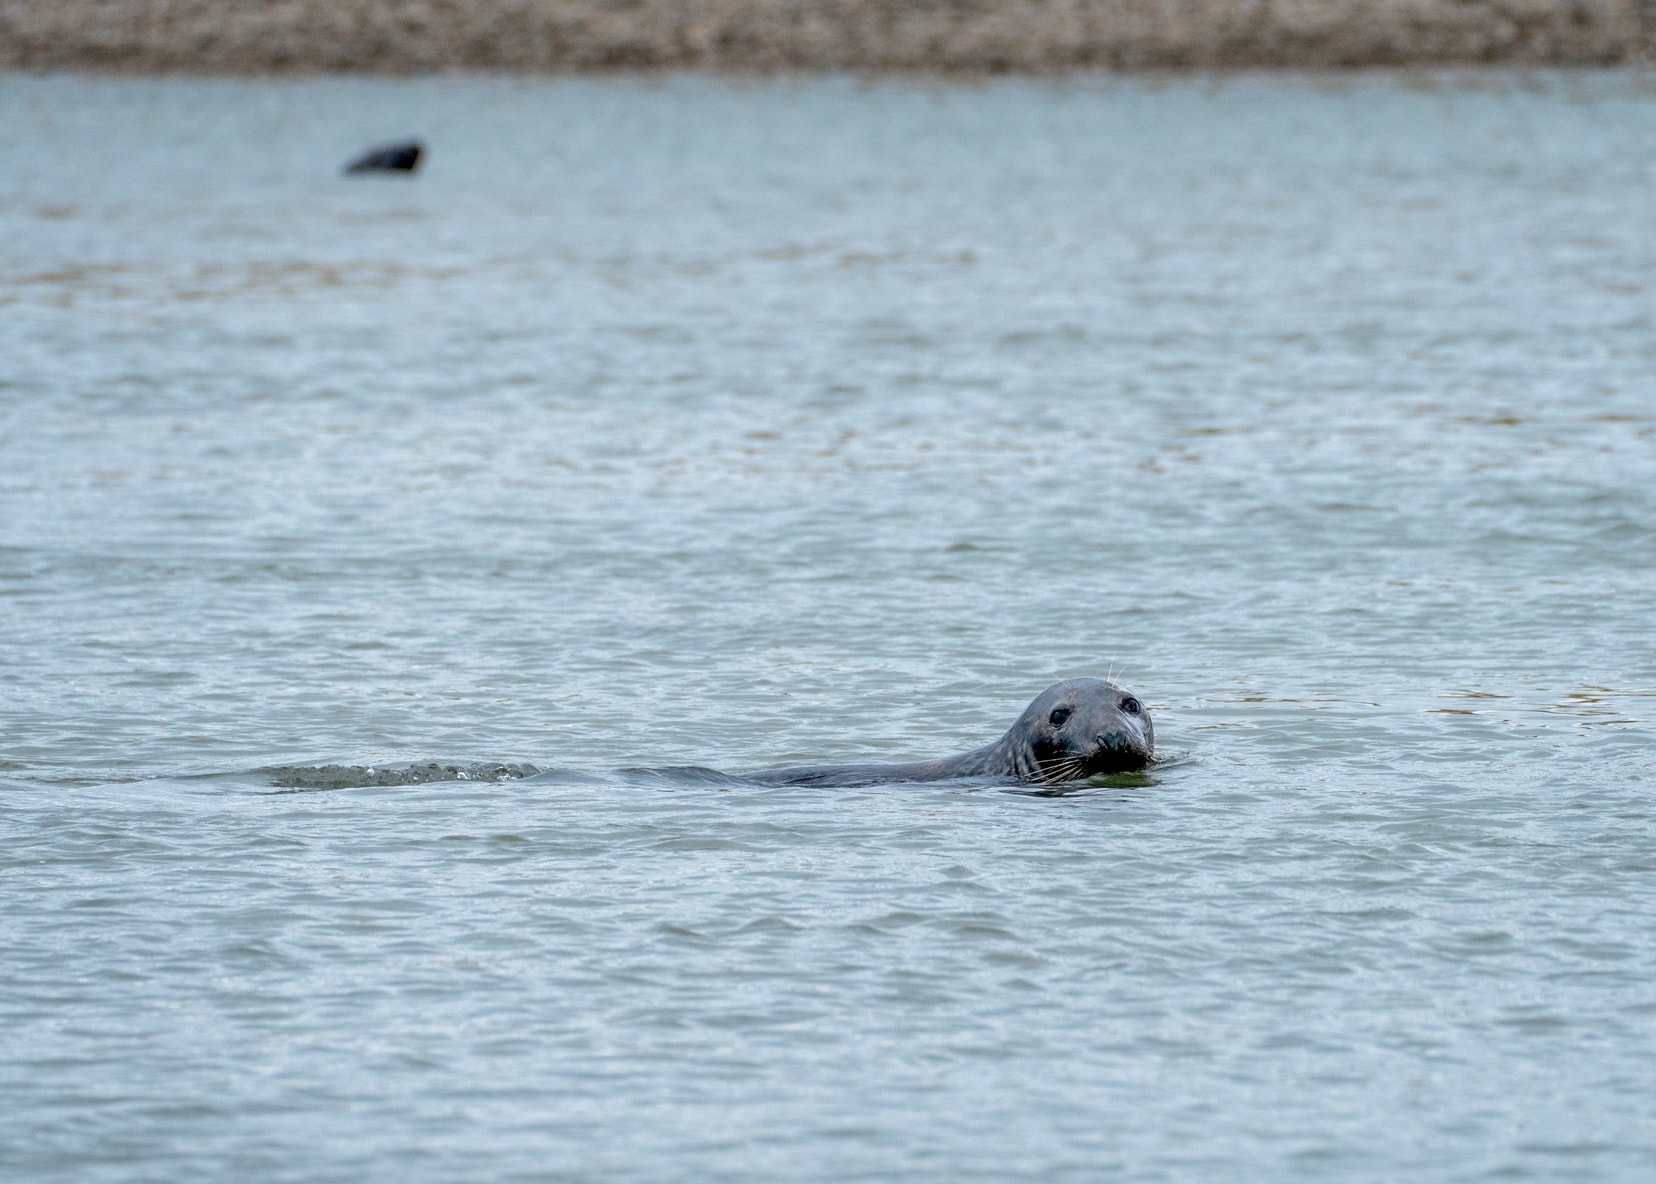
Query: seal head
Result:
<box><xmin>1013</xmin><ymin>678</ymin><xmax>1154</xmax><ymax>781</ymax></box>
<box><xmin>344</xmin><ymin>139</ymin><xmax>424</xmax><ymax>175</ymax></box>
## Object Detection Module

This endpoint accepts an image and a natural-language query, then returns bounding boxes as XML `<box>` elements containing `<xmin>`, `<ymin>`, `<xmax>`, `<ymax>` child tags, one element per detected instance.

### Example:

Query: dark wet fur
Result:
<box><xmin>343</xmin><ymin>140</ymin><xmax>423</xmax><ymax>174</ymax></box>
<box><xmin>741</xmin><ymin>678</ymin><xmax>1152</xmax><ymax>788</ymax></box>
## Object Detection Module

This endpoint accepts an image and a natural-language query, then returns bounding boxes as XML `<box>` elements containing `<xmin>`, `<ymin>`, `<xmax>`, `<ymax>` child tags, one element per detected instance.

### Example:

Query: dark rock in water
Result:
<box><xmin>344</xmin><ymin>140</ymin><xmax>423</xmax><ymax>175</ymax></box>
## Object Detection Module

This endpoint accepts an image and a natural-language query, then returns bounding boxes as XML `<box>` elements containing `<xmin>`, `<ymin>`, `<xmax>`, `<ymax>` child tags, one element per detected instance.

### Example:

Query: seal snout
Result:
<box><xmin>1091</xmin><ymin>723</ymin><xmax>1151</xmax><ymax>771</ymax></box>
<box><xmin>1097</xmin><ymin>728</ymin><xmax>1136</xmax><ymax>753</ymax></box>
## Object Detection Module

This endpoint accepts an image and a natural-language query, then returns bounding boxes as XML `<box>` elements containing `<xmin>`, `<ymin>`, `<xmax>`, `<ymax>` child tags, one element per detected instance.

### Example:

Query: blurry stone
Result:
<box><xmin>344</xmin><ymin>140</ymin><xmax>423</xmax><ymax>175</ymax></box>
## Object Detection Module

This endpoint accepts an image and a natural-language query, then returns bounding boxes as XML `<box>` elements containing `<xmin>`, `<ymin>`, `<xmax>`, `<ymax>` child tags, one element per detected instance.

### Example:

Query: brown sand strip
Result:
<box><xmin>0</xmin><ymin>1</ymin><xmax>1651</xmax><ymax>72</ymax></box>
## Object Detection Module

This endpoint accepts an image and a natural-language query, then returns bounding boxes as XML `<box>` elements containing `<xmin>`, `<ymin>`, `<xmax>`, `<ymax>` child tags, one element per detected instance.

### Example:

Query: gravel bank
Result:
<box><xmin>1</xmin><ymin>0</ymin><xmax>1651</xmax><ymax>71</ymax></box>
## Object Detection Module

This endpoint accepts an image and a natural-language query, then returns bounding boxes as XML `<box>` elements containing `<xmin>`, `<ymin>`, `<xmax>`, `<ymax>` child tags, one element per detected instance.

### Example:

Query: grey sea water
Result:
<box><xmin>3</xmin><ymin>71</ymin><xmax>1655</xmax><ymax>1182</ymax></box>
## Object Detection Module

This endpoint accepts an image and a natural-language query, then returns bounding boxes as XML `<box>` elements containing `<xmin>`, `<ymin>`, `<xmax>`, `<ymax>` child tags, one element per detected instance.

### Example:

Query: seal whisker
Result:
<box><xmin>1041</xmin><ymin>755</ymin><xmax>1087</xmax><ymax>784</ymax></box>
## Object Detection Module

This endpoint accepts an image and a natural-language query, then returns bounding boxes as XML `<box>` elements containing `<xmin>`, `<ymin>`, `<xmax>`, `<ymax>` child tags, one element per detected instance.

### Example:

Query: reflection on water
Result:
<box><xmin>3</xmin><ymin>72</ymin><xmax>1656</xmax><ymax>1183</ymax></box>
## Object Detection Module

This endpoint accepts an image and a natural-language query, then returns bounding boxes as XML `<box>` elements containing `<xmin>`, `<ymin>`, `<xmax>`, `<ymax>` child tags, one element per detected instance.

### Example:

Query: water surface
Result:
<box><xmin>3</xmin><ymin>72</ymin><xmax>1655</xmax><ymax>1181</ymax></box>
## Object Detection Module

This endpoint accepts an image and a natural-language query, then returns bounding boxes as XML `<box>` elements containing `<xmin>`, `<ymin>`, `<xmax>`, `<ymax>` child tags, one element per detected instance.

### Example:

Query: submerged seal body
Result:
<box><xmin>743</xmin><ymin>678</ymin><xmax>1153</xmax><ymax>788</ymax></box>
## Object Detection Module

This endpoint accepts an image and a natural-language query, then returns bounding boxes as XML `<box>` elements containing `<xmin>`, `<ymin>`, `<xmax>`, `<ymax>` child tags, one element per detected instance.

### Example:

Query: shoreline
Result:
<box><xmin>3</xmin><ymin>1</ymin><xmax>1652</xmax><ymax>74</ymax></box>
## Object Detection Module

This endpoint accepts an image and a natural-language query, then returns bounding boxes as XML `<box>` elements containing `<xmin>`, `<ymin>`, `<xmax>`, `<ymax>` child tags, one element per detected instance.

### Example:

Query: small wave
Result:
<box><xmin>260</xmin><ymin>762</ymin><xmax>542</xmax><ymax>791</ymax></box>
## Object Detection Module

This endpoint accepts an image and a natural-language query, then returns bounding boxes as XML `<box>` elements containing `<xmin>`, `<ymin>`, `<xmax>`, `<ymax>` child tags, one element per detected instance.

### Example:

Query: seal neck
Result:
<box><xmin>945</xmin><ymin>734</ymin><xmax>1041</xmax><ymax>781</ymax></box>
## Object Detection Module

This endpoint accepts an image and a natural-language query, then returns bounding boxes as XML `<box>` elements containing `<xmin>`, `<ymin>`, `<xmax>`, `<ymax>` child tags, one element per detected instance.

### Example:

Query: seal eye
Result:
<box><xmin>1048</xmin><ymin>707</ymin><xmax>1071</xmax><ymax>728</ymax></box>
<box><xmin>1121</xmin><ymin>698</ymin><xmax>1141</xmax><ymax>715</ymax></box>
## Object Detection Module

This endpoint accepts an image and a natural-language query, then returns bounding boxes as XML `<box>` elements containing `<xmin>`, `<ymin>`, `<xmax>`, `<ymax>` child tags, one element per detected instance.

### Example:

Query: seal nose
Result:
<box><xmin>1096</xmin><ymin>730</ymin><xmax>1131</xmax><ymax>753</ymax></box>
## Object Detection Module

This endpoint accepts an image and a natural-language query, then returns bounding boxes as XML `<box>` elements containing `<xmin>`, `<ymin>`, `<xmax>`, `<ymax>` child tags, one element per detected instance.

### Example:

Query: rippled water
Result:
<box><xmin>4</xmin><ymin>71</ymin><xmax>1656</xmax><ymax>1181</ymax></box>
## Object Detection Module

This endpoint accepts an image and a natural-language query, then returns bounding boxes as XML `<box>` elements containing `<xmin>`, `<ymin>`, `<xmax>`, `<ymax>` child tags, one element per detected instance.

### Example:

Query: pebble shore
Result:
<box><xmin>2</xmin><ymin>0</ymin><xmax>1651</xmax><ymax>71</ymax></box>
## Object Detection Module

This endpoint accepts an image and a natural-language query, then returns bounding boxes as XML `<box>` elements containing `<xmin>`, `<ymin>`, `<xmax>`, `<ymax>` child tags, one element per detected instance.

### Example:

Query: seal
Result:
<box><xmin>343</xmin><ymin>139</ymin><xmax>424</xmax><ymax>175</ymax></box>
<box><xmin>742</xmin><ymin>678</ymin><xmax>1153</xmax><ymax>788</ymax></box>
